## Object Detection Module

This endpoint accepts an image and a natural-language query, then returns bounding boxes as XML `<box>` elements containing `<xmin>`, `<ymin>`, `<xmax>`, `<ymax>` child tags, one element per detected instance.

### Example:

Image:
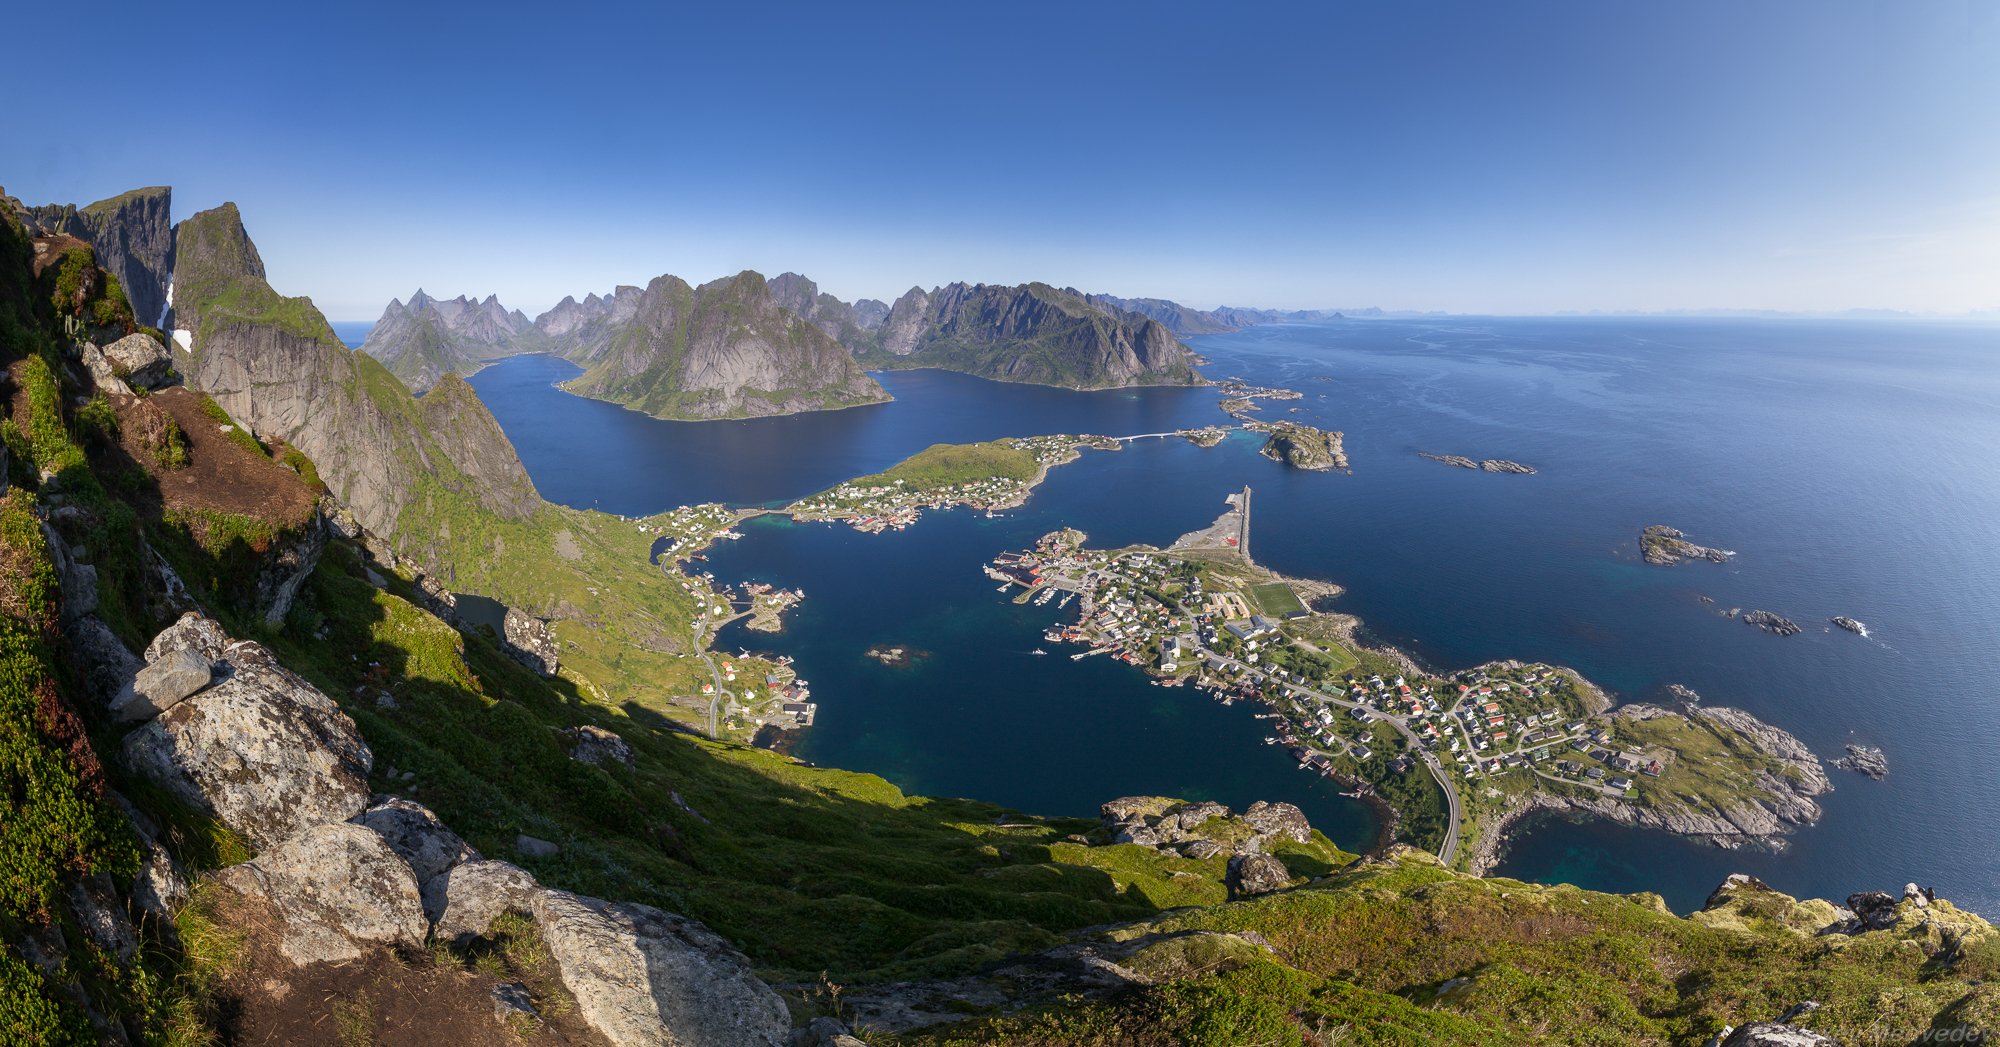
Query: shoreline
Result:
<box><xmin>656</xmin><ymin>429</ymin><xmax>1830</xmax><ymax>877</ymax></box>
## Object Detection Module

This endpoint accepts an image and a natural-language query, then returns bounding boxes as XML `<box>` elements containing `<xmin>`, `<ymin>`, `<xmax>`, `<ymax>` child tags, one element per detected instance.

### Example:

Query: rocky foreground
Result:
<box><xmin>88</xmin><ymin>612</ymin><xmax>795</xmax><ymax>1045</ymax></box>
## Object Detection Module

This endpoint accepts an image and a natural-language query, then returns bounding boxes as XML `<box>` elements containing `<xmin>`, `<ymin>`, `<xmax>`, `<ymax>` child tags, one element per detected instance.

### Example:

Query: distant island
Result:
<box><xmin>1255</xmin><ymin>422</ymin><xmax>1348</xmax><ymax>471</ymax></box>
<box><xmin>1419</xmin><ymin>451</ymin><xmax>1537</xmax><ymax>474</ymax></box>
<box><xmin>1640</xmin><ymin>524</ymin><xmax>1733</xmax><ymax>565</ymax></box>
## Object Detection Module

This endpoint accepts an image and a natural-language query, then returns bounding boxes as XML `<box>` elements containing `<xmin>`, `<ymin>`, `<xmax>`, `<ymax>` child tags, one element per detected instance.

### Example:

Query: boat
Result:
<box><xmin>997</xmin><ymin>584</ymin><xmax>1011</xmax><ymax>592</ymax></box>
<box><xmin>1031</xmin><ymin>648</ymin><xmax>1047</xmax><ymax>656</ymax></box>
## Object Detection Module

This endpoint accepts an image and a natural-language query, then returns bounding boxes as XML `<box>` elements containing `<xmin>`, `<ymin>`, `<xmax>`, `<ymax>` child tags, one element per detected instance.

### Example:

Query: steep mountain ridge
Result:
<box><xmin>561</xmin><ymin>270</ymin><xmax>889</xmax><ymax>419</ymax></box>
<box><xmin>1085</xmin><ymin>292</ymin><xmax>1245</xmax><ymax>335</ymax></box>
<box><xmin>360</xmin><ymin>289</ymin><xmax>541</xmax><ymax>391</ymax></box>
<box><xmin>23</xmin><ymin>186</ymin><xmax>174</xmax><ymax>327</ymax></box>
<box><xmin>860</xmin><ymin>281</ymin><xmax>1202</xmax><ymax>389</ymax></box>
<box><xmin>767</xmin><ymin>270</ymin><xmax>886</xmax><ymax>347</ymax></box>
<box><xmin>171</xmin><ymin>203</ymin><xmax>541</xmax><ymax>553</ymax></box>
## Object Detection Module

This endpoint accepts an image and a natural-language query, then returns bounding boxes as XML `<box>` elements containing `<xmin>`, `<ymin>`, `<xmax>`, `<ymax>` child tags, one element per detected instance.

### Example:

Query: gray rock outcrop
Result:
<box><xmin>1242</xmin><ymin>801</ymin><xmax>1311</xmax><ymax>845</ymax></box>
<box><xmin>1835</xmin><ymin>744</ymin><xmax>1887</xmax><ymax>780</ymax></box>
<box><xmin>112</xmin><ymin>648</ymin><xmax>213</xmax><ymax>723</ymax></box>
<box><xmin>355</xmin><ymin>797</ymin><xmax>478</xmax><ymax>886</ymax></box>
<box><xmin>123</xmin><ymin>627</ymin><xmax>371</xmax><ymax>850</ymax></box>
<box><xmin>254</xmin><ymin>511</ymin><xmax>325</xmax><ymax>625</ymax></box>
<box><xmin>67</xmin><ymin>615</ymin><xmax>141</xmax><ymax>708</ymax></box>
<box><xmin>79</xmin><ymin>342</ymin><xmax>132</xmax><ymax>396</ymax></box>
<box><xmin>503</xmin><ymin>607</ymin><xmax>560</xmax><ymax>676</ymax></box>
<box><xmin>1641</xmin><ymin>525</ymin><xmax>1732</xmax><ymax>565</ymax></box>
<box><xmin>530</xmin><ymin>890</ymin><xmax>792</xmax><ymax>1047</ymax></box>
<box><xmin>1742</xmin><ymin>610</ymin><xmax>1803</xmax><ymax>636</ymax></box>
<box><xmin>99</xmin><ymin>332</ymin><xmax>174</xmax><ymax>389</ymax></box>
<box><xmin>213</xmin><ymin>821</ymin><xmax>428</xmax><ymax>964</ymax></box>
<box><xmin>566</xmin><ymin>725</ymin><xmax>634</xmax><ymax>768</ymax></box>
<box><xmin>1099</xmin><ymin>796</ymin><xmax>1317</xmax><ymax>861</ymax></box>
<box><xmin>1227</xmin><ymin>853</ymin><xmax>1293</xmax><ymax>898</ymax></box>
<box><xmin>26</xmin><ymin>187</ymin><xmax>174</xmax><ymax>326</ymax></box>
<box><xmin>145</xmin><ymin>611</ymin><xmax>228</xmax><ymax>663</ymax></box>
<box><xmin>430</xmin><ymin>859</ymin><xmax>542</xmax><ymax>941</ymax></box>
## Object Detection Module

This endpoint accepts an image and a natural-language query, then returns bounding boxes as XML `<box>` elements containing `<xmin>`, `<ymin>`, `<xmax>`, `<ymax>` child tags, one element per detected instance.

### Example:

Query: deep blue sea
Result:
<box><xmin>456</xmin><ymin>318</ymin><xmax>2000</xmax><ymax>916</ymax></box>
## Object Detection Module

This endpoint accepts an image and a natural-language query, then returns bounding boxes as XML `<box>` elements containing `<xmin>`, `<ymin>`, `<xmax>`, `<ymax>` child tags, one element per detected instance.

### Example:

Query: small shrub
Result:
<box><xmin>73</xmin><ymin>396</ymin><xmax>118</xmax><ymax>447</ymax></box>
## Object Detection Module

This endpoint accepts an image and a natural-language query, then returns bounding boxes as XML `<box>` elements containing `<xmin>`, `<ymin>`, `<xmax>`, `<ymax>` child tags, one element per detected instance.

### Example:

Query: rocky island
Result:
<box><xmin>1833</xmin><ymin>615</ymin><xmax>1868</xmax><ymax>635</ymax></box>
<box><xmin>1419</xmin><ymin>451</ymin><xmax>1537</xmax><ymax>474</ymax></box>
<box><xmin>1742</xmin><ymin>609</ymin><xmax>1804</xmax><ymax>636</ymax></box>
<box><xmin>1255</xmin><ymin>421</ymin><xmax>1348</xmax><ymax>471</ymax></box>
<box><xmin>1837</xmin><ymin>743</ymin><xmax>1889</xmax><ymax>779</ymax></box>
<box><xmin>1641</xmin><ymin>524</ymin><xmax>1734</xmax><ymax>565</ymax></box>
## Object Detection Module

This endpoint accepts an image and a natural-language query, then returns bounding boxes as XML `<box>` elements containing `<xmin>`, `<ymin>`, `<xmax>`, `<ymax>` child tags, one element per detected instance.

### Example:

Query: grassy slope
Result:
<box><xmin>892</xmin><ymin>849</ymin><xmax>2000</xmax><ymax>1047</ymax></box>
<box><xmin>265</xmin><ymin>541</ymin><xmax>1351</xmax><ymax>982</ymax></box>
<box><xmin>825</xmin><ymin>440</ymin><xmax>1041</xmax><ymax>492</ymax></box>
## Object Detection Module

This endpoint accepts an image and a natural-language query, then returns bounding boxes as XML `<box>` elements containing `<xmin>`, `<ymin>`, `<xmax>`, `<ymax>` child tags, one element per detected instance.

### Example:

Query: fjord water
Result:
<box><xmin>468</xmin><ymin>318</ymin><xmax>2000</xmax><ymax>914</ymax></box>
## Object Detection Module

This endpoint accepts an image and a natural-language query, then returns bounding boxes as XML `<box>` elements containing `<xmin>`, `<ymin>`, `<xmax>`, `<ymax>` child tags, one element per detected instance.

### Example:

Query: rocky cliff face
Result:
<box><xmin>866</xmin><ymin>282</ymin><xmax>1202</xmax><ymax>389</ymax></box>
<box><xmin>767</xmin><ymin>271</ymin><xmax>885</xmax><ymax>347</ymax></box>
<box><xmin>171</xmin><ymin>203</ymin><xmax>539</xmax><ymax>555</ymax></box>
<box><xmin>360</xmin><ymin>289</ymin><xmax>540</xmax><ymax>391</ymax></box>
<box><xmin>561</xmin><ymin>270</ymin><xmax>889</xmax><ymax>420</ymax></box>
<box><xmin>24</xmin><ymin>186</ymin><xmax>174</xmax><ymax>327</ymax></box>
<box><xmin>534</xmin><ymin>284</ymin><xmax>645</xmax><ymax>363</ymax></box>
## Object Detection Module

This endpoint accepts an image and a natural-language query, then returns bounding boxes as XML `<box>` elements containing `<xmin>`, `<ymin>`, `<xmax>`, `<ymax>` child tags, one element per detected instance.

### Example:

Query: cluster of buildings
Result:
<box><xmin>985</xmin><ymin>532</ymin><xmax>1660</xmax><ymax>811</ymax></box>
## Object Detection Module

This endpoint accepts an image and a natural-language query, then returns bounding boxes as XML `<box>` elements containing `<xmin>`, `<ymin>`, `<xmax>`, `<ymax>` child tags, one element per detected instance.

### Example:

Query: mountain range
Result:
<box><xmin>358</xmin><ymin>271</ymin><xmax>1208</xmax><ymax>413</ymax></box>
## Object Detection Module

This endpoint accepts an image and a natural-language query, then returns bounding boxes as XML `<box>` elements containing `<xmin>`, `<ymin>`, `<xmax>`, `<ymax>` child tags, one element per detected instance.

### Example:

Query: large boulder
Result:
<box><xmin>123</xmin><ymin>635</ymin><xmax>371</xmax><ymax>849</ymax></box>
<box><xmin>530</xmin><ymin>891</ymin><xmax>791</xmax><ymax>1047</ymax></box>
<box><xmin>99</xmin><ymin>332</ymin><xmax>174</xmax><ymax>389</ymax></box>
<box><xmin>144</xmin><ymin>612</ymin><xmax>228</xmax><ymax>663</ymax></box>
<box><xmin>567</xmin><ymin>725</ymin><xmax>636</xmax><ymax>768</ymax></box>
<box><xmin>1720</xmin><ymin>1022</ymin><xmax>1841</xmax><ymax>1046</ymax></box>
<box><xmin>355</xmin><ymin>798</ymin><xmax>477</xmax><ymax>886</ymax></box>
<box><xmin>79</xmin><ymin>342</ymin><xmax>132</xmax><ymax>396</ymax></box>
<box><xmin>111</xmin><ymin>648</ymin><xmax>213</xmax><ymax>723</ymax></box>
<box><xmin>213</xmin><ymin>822</ymin><xmax>427</xmax><ymax>965</ymax></box>
<box><xmin>430</xmin><ymin>860</ymin><xmax>541</xmax><ymax>941</ymax></box>
<box><xmin>1242</xmin><ymin>801</ymin><xmax>1311</xmax><ymax>846</ymax></box>
<box><xmin>503</xmin><ymin>607</ymin><xmax>560</xmax><ymax>676</ymax></box>
<box><xmin>1227</xmin><ymin>853</ymin><xmax>1293</xmax><ymax>898</ymax></box>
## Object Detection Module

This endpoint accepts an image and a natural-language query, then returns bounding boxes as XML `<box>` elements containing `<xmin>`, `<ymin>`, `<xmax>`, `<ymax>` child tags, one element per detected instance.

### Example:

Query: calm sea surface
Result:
<box><xmin>456</xmin><ymin>318</ymin><xmax>2000</xmax><ymax>915</ymax></box>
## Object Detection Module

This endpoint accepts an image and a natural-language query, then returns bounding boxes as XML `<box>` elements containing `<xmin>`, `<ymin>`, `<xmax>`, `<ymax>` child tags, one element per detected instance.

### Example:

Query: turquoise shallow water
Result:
<box><xmin>468</xmin><ymin>317</ymin><xmax>2000</xmax><ymax>914</ymax></box>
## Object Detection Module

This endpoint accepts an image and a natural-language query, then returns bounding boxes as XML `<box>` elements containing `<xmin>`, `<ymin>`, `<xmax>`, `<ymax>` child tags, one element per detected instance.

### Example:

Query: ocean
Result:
<box><xmin>465</xmin><ymin>317</ymin><xmax>2000</xmax><ymax>915</ymax></box>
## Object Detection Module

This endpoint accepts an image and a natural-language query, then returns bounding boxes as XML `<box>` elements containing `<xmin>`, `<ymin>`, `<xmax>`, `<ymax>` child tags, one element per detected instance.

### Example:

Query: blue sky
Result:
<box><xmin>6</xmin><ymin>1</ymin><xmax>1995</xmax><ymax>318</ymax></box>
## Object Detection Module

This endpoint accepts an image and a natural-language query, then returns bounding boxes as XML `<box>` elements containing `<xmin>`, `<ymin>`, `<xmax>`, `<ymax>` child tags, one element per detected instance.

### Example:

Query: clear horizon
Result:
<box><xmin>6</xmin><ymin>1</ymin><xmax>1996</xmax><ymax>320</ymax></box>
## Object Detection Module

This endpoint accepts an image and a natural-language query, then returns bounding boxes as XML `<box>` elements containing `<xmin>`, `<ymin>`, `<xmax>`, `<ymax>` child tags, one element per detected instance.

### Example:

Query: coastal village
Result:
<box><xmin>982</xmin><ymin>510</ymin><xmax>1734</xmax><ymax>868</ymax></box>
